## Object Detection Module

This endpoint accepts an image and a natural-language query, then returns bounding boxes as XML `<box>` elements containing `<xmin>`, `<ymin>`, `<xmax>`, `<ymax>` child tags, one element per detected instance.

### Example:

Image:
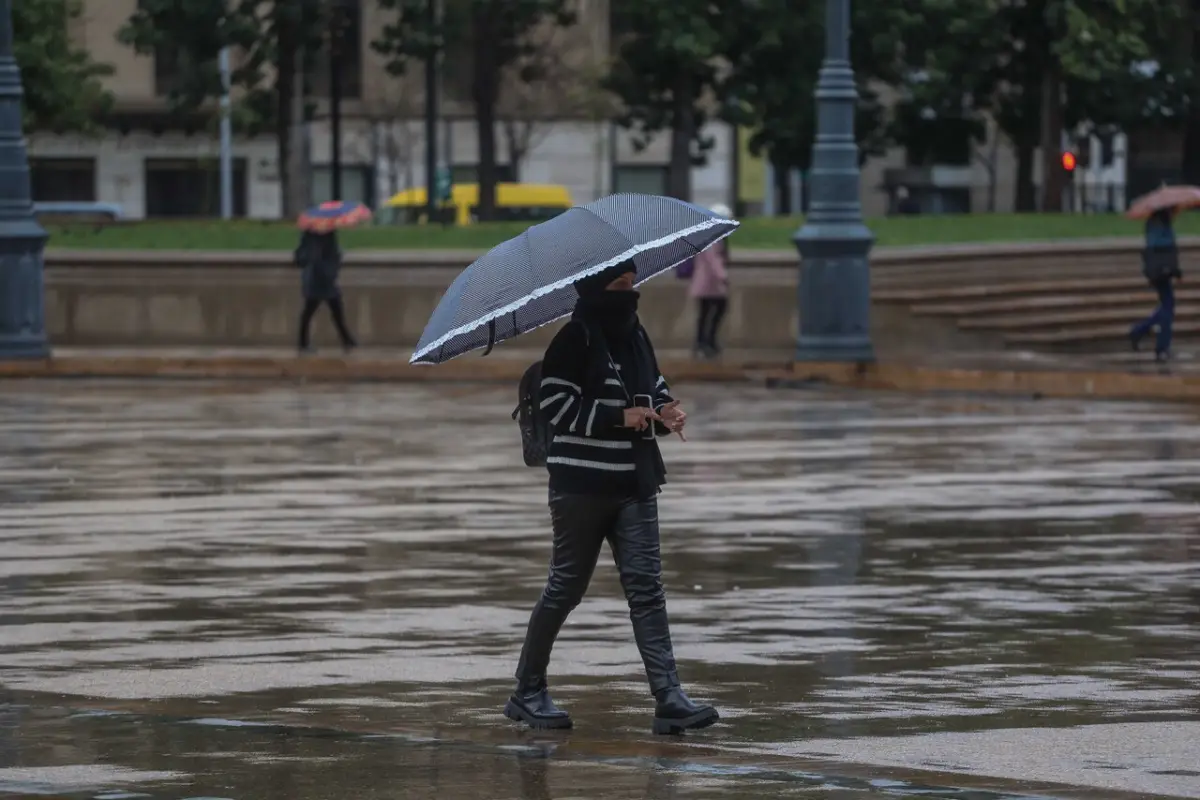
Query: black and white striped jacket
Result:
<box><xmin>538</xmin><ymin>321</ymin><xmax>673</xmax><ymax>495</ymax></box>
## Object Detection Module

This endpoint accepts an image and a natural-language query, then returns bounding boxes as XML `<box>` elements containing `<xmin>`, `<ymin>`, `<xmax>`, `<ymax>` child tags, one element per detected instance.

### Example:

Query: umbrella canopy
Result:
<box><xmin>411</xmin><ymin>193</ymin><xmax>738</xmax><ymax>365</ymax></box>
<box><xmin>1125</xmin><ymin>185</ymin><xmax>1200</xmax><ymax>219</ymax></box>
<box><xmin>298</xmin><ymin>200</ymin><xmax>372</xmax><ymax>232</ymax></box>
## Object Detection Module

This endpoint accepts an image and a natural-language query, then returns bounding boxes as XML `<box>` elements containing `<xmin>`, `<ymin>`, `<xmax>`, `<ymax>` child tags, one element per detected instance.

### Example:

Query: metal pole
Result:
<box><xmin>424</xmin><ymin>0</ymin><xmax>438</xmax><ymax>222</ymax></box>
<box><xmin>792</xmin><ymin>0</ymin><xmax>874</xmax><ymax>362</ymax></box>
<box><xmin>0</xmin><ymin>0</ymin><xmax>49</xmax><ymax>359</ymax></box>
<box><xmin>329</xmin><ymin>0</ymin><xmax>342</xmax><ymax>201</ymax></box>
<box><xmin>218</xmin><ymin>47</ymin><xmax>233</xmax><ymax>219</ymax></box>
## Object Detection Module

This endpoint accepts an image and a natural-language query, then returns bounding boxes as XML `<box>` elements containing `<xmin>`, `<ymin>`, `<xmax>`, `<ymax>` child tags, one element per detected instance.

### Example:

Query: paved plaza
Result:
<box><xmin>0</xmin><ymin>381</ymin><xmax>1198</xmax><ymax>799</ymax></box>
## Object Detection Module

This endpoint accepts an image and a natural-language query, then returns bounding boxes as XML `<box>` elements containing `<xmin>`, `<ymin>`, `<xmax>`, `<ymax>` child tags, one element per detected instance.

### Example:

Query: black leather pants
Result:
<box><xmin>514</xmin><ymin>492</ymin><xmax>681</xmax><ymax>695</ymax></box>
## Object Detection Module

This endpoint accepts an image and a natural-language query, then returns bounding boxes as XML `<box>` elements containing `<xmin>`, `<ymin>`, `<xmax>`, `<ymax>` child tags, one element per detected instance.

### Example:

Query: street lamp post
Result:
<box><xmin>0</xmin><ymin>0</ymin><xmax>48</xmax><ymax>360</ymax></box>
<box><xmin>792</xmin><ymin>0</ymin><xmax>874</xmax><ymax>363</ymax></box>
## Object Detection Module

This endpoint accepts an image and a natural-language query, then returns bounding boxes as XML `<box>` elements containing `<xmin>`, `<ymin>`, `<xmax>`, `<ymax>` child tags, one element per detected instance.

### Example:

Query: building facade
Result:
<box><xmin>27</xmin><ymin>0</ymin><xmax>735</xmax><ymax>219</ymax></box>
<box><xmin>28</xmin><ymin>0</ymin><xmax>1131</xmax><ymax>221</ymax></box>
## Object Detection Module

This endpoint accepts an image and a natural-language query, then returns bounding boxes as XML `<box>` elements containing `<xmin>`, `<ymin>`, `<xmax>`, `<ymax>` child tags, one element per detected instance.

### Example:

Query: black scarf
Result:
<box><xmin>572</xmin><ymin>290</ymin><xmax>666</xmax><ymax>497</ymax></box>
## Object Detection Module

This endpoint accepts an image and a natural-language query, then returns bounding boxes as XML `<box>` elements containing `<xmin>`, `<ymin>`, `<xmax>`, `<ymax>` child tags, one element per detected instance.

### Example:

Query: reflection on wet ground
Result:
<box><xmin>0</xmin><ymin>381</ymin><xmax>1198</xmax><ymax>799</ymax></box>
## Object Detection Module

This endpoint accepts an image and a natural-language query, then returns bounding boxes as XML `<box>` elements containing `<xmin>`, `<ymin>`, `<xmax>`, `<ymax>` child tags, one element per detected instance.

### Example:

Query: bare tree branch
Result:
<box><xmin>495</xmin><ymin>20</ymin><xmax>616</xmax><ymax>178</ymax></box>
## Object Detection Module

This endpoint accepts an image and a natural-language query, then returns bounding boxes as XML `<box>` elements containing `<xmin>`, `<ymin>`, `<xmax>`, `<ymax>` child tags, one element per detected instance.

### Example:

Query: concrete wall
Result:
<box><xmin>43</xmin><ymin>262</ymin><xmax>799</xmax><ymax>353</ymax></box>
<box><xmin>42</xmin><ymin>241</ymin><xmax>1169</xmax><ymax>355</ymax></box>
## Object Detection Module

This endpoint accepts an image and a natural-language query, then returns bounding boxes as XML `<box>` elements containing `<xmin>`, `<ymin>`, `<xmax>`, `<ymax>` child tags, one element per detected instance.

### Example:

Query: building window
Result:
<box><xmin>609</xmin><ymin>3</ymin><xmax>634</xmax><ymax>55</ymax></box>
<box><xmin>137</xmin><ymin>0</ymin><xmax>183</xmax><ymax>96</ymax></box>
<box><xmin>311</xmin><ymin>165</ymin><xmax>375</xmax><ymax>207</ymax></box>
<box><xmin>29</xmin><ymin>158</ymin><xmax>97</xmax><ymax>202</ymax></box>
<box><xmin>309</xmin><ymin>0</ymin><xmax>362</xmax><ymax>99</ymax></box>
<box><xmin>613</xmin><ymin>164</ymin><xmax>667</xmax><ymax>195</ymax></box>
<box><xmin>154</xmin><ymin>47</ymin><xmax>182</xmax><ymax>96</ymax></box>
<box><xmin>144</xmin><ymin>158</ymin><xmax>247</xmax><ymax>217</ymax></box>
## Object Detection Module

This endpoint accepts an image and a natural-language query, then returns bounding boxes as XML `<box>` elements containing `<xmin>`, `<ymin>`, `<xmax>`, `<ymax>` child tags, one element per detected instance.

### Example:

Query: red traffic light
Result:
<box><xmin>1061</xmin><ymin>152</ymin><xmax>1077</xmax><ymax>171</ymax></box>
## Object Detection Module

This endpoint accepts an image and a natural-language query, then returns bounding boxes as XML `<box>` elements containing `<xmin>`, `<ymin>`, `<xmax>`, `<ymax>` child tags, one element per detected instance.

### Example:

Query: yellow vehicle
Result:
<box><xmin>381</xmin><ymin>182</ymin><xmax>574</xmax><ymax>226</ymax></box>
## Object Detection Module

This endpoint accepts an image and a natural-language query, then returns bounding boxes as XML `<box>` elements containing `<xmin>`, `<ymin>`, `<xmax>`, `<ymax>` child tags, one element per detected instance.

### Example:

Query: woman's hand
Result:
<box><xmin>659</xmin><ymin>400</ymin><xmax>688</xmax><ymax>441</ymax></box>
<box><xmin>623</xmin><ymin>407</ymin><xmax>661</xmax><ymax>431</ymax></box>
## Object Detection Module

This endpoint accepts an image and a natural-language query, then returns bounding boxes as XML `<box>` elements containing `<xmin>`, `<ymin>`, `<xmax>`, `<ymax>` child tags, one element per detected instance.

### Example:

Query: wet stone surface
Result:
<box><xmin>0</xmin><ymin>381</ymin><xmax>1198</xmax><ymax>799</ymax></box>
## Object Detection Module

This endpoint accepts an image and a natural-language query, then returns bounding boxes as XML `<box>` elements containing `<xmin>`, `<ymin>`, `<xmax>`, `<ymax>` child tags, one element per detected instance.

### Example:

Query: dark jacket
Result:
<box><xmin>294</xmin><ymin>231</ymin><xmax>343</xmax><ymax>300</ymax></box>
<box><xmin>1145</xmin><ymin>210</ymin><xmax>1177</xmax><ymax>252</ymax></box>
<box><xmin>538</xmin><ymin>319</ymin><xmax>673</xmax><ymax>498</ymax></box>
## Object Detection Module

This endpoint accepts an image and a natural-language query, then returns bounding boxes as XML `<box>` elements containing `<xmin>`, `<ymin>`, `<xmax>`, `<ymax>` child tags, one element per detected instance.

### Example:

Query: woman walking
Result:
<box><xmin>690</xmin><ymin>204</ymin><xmax>731</xmax><ymax>358</ymax></box>
<box><xmin>294</xmin><ymin>229</ymin><xmax>357</xmax><ymax>354</ymax></box>
<box><xmin>504</xmin><ymin>260</ymin><xmax>720</xmax><ymax>735</ymax></box>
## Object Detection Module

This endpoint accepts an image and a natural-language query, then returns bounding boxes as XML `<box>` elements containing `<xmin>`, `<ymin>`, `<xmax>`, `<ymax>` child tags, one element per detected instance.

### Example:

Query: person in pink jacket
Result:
<box><xmin>690</xmin><ymin>203</ymin><xmax>731</xmax><ymax>358</ymax></box>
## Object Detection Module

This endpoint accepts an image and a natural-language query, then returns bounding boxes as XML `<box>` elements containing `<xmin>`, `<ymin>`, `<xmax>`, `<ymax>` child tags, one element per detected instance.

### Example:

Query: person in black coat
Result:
<box><xmin>503</xmin><ymin>260</ymin><xmax>720</xmax><ymax>735</ymax></box>
<box><xmin>293</xmin><ymin>230</ymin><xmax>357</xmax><ymax>353</ymax></box>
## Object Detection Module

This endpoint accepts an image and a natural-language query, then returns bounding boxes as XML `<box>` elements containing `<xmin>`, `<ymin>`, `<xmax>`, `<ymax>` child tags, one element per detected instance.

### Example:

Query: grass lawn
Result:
<box><xmin>44</xmin><ymin>212</ymin><xmax>1199</xmax><ymax>251</ymax></box>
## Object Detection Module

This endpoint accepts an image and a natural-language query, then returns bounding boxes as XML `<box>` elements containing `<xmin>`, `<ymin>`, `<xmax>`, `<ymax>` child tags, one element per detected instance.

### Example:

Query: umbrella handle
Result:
<box><xmin>482</xmin><ymin>319</ymin><xmax>496</xmax><ymax>357</ymax></box>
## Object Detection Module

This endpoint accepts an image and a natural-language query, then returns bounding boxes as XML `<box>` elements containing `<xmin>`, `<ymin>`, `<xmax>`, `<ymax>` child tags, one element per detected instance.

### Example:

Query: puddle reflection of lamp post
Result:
<box><xmin>0</xmin><ymin>0</ymin><xmax>49</xmax><ymax>359</ymax></box>
<box><xmin>793</xmin><ymin>0</ymin><xmax>873</xmax><ymax>363</ymax></box>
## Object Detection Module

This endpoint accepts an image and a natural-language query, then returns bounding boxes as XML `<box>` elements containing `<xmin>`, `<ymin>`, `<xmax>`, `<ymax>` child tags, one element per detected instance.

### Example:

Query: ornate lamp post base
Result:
<box><xmin>794</xmin><ymin>224</ymin><xmax>874</xmax><ymax>362</ymax></box>
<box><xmin>792</xmin><ymin>0</ymin><xmax>874</xmax><ymax>363</ymax></box>
<box><xmin>0</xmin><ymin>0</ymin><xmax>50</xmax><ymax>360</ymax></box>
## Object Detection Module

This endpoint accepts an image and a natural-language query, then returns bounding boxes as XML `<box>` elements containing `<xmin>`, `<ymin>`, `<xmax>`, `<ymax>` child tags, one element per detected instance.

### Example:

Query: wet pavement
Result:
<box><xmin>0</xmin><ymin>381</ymin><xmax>1198</xmax><ymax>800</ymax></box>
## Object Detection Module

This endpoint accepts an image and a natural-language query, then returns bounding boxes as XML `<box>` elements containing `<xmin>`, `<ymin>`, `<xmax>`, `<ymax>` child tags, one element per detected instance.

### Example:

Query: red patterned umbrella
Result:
<box><xmin>297</xmin><ymin>200</ymin><xmax>372</xmax><ymax>233</ymax></box>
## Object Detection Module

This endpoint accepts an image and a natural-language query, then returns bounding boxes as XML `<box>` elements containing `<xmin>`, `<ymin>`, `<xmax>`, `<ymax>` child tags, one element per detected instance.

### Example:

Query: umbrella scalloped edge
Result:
<box><xmin>409</xmin><ymin>216</ymin><xmax>739</xmax><ymax>365</ymax></box>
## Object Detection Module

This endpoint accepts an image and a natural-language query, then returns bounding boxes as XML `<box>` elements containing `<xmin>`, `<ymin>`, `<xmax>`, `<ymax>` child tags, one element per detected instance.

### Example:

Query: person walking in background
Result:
<box><xmin>690</xmin><ymin>203</ymin><xmax>732</xmax><ymax>359</ymax></box>
<box><xmin>294</xmin><ymin>229</ymin><xmax>357</xmax><ymax>354</ymax></box>
<box><xmin>1130</xmin><ymin>208</ymin><xmax>1181</xmax><ymax>362</ymax></box>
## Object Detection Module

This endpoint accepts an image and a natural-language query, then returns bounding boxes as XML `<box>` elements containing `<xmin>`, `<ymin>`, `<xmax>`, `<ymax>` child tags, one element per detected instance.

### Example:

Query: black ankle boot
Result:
<box><xmin>504</xmin><ymin>684</ymin><xmax>572</xmax><ymax>730</ymax></box>
<box><xmin>652</xmin><ymin>686</ymin><xmax>718</xmax><ymax>735</ymax></box>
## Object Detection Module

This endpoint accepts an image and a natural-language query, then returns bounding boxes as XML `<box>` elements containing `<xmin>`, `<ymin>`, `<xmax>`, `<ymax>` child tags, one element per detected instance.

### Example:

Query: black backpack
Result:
<box><xmin>1143</xmin><ymin>249</ymin><xmax>1178</xmax><ymax>284</ymax></box>
<box><xmin>512</xmin><ymin>324</ymin><xmax>591</xmax><ymax>468</ymax></box>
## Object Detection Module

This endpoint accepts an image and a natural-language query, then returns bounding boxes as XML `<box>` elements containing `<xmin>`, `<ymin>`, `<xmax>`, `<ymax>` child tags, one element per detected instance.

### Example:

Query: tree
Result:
<box><xmin>604</xmin><ymin>0</ymin><xmax>725</xmax><ymax>201</ymax></box>
<box><xmin>118</xmin><ymin>0</ymin><xmax>325</xmax><ymax>216</ymax></box>
<box><xmin>495</xmin><ymin>23</ymin><xmax>614</xmax><ymax>181</ymax></box>
<box><xmin>719</xmin><ymin>0</ymin><xmax>902</xmax><ymax>190</ymax></box>
<box><xmin>356</xmin><ymin>82</ymin><xmax>422</xmax><ymax>201</ymax></box>
<box><xmin>13</xmin><ymin>0</ymin><xmax>113</xmax><ymax>132</ymax></box>
<box><xmin>373</xmin><ymin>0</ymin><xmax>575</xmax><ymax>221</ymax></box>
<box><xmin>893</xmin><ymin>0</ymin><xmax>1185</xmax><ymax>211</ymax></box>
<box><xmin>1181</xmin><ymin>0</ymin><xmax>1200</xmax><ymax>185</ymax></box>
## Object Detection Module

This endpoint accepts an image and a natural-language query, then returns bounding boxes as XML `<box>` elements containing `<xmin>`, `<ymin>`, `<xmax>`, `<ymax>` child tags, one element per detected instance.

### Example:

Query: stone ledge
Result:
<box><xmin>0</xmin><ymin>352</ymin><xmax>774</xmax><ymax>383</ymax></box>
<box><xmin>3</xmin><ymin>350</ymin><xmax>1199</xmax><ymax>404</ymax></box>
<box><xmin>773</xmin><ymin>362</ymin><xmax>1200</xmax><ymax>403</ymax></box>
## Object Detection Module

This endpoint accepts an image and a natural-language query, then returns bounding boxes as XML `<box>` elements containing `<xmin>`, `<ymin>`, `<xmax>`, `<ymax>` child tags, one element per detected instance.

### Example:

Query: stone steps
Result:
<box><xmin>873</xmin><ymin>270</ymin><xmax>1184</xmax><ymax>351</ymax></box>
<box><xmin>1004</xmin><ymin>321</ymin><xmax>1200</xmax><ymax>346</ymax></box>
<box><xmin>874</xmin><ymin>277</ymin><xmax>1147</xmax><ymax>304</ymax></box>
<box><xmin>961</xmin><ymin>306</ymin><xmax>1180</xmax><ymax>332</ymax></box>
<box><xmin>909</xmin><ymin>289</ymin><xmax>1179</xmax><ymax>317</ymax></box>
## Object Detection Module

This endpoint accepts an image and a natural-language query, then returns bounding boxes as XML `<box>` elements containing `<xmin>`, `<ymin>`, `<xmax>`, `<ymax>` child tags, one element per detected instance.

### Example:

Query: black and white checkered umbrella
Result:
<box><xmin>410</xmin><ymin>193</ymin><xmax>738</xmax><ymax>364</ymax></box>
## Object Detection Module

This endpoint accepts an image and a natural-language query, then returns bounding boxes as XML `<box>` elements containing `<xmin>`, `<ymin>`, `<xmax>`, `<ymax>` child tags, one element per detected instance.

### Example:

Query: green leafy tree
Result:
<box><xmin>604</xmin><ymin>0</ymin><xmax>726</xmax><ymax>201</ymax></box>
<box><xmin>373</xmin><ymin>0</ymin><xmax>575</xmax><ymax>220</ymax></box>
<box><xmin>13</xmin><ymin>0</ymin><xmax>113</xmax><ymax>132</ymax></box>
<box><xmin>718</xmin><ymin>0</ymin><xmax>903</xmax><ymax>212</ymax></box>
<box><xmin>894</xmin><ymin>0</ymin><xmax>1185</xmax><ymax>211</ymax></box>
<box><xmin>118</xmin><ymin>0</ymin><xmax>325</xmax><ymax>215</ymax></box>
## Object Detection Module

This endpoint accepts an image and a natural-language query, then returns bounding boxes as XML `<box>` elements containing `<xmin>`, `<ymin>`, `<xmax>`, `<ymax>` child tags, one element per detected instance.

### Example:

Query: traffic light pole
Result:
<box><xmin>0</xmin><ymin>0</ymin><xmax>50</xmax><ymax>359</ymax></box>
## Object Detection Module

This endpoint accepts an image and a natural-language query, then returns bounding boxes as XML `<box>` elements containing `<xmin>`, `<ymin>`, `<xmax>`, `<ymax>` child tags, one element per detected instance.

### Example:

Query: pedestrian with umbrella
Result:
<box><xmin>409</xmin><ymin>194</ymin><xmax>737</xmax><ymax>734</ymax></box>
<box><xmin>294</xmin><ymin>200</ymin><xmax>370</xmax><ymax>353</ymax></box>
<box><xmin>1126</xmin><ymin>186</ymin><xmax>1197</xmax><ymax>360</ymax></box>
